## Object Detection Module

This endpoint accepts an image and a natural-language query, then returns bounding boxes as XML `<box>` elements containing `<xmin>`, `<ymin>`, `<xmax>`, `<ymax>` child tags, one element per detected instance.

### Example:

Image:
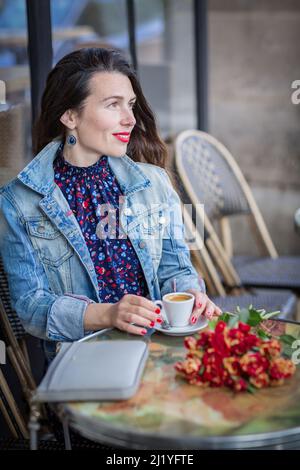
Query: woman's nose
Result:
<box><xmin>121</xmin><ymin>108</ymin><xmax>136</xmax><ymax>127</ymax></box>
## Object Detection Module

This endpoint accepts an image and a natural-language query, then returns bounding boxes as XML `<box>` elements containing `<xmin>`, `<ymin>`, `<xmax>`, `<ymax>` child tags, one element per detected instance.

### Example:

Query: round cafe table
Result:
<box><xmin>57</xmin><ymin>319</ymin><xmax>300</xmax><ymax>449</ymax></box>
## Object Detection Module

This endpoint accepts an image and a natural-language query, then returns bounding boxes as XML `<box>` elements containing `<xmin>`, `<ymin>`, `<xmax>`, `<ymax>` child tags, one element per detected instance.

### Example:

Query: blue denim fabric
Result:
<box><xmin>0</xmin><ymin>140</ymin><xmax>205</xmax><ymax>359</ymax></box>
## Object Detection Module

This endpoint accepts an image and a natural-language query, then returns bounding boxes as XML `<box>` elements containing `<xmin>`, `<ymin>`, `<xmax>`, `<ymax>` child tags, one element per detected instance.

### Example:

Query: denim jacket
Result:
<box><xmin>0</xmin><ymin>140</ymin><xmax>204</xmax><ymax>356</ymax></box>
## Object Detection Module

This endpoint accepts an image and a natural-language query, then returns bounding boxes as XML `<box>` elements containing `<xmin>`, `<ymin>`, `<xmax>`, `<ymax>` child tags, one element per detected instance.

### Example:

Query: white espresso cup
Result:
<box><xmin>155</xmin><ymin>292</ymin><xmax>195</xmax><ymax>328</ymax></box>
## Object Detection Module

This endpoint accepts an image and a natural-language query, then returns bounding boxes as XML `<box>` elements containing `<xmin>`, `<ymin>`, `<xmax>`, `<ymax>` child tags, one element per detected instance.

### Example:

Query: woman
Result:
<box><xmin>0</xmin><ymin>48</ymin><xmax>221</xmax><ymax>361</ymax></box>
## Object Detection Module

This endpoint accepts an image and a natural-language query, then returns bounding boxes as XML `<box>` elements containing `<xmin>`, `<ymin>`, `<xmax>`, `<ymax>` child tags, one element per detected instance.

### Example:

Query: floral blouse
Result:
<box><xmin>53</xmin><ymin>148</ymin><xmax>148</xmax><ymax>302</ymax></box>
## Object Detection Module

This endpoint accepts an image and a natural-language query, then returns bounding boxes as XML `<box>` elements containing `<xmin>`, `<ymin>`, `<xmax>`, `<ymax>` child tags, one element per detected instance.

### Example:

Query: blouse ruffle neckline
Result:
<box><xmin>55</xmin><ymin>148</ymin><xmax>109</xmax><ymax>177</ymax></box>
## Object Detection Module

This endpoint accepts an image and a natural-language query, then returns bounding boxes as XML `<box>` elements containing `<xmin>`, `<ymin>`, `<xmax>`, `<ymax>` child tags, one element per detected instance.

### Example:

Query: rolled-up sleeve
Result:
<box><xmin>0</xmin><ymin>192</ymin><xmax>94</xmax><ymax>342</ymax></box>
<box><xmin>156</xmin><ymin>170</ymin><xmax>206</xmax><ymax>297</ymax></box>
<box><xmin>47</xmin><ymin>294</ymin><xmax>94</xmax><ymax>341</ymax></box>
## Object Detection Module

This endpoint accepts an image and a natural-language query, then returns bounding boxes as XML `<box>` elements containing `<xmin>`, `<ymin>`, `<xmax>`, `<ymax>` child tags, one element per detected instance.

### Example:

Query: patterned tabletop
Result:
<box><xmin>61</xmin><ymin>320</ymin><xmax>300</xmax><ymax>449</ymax></box>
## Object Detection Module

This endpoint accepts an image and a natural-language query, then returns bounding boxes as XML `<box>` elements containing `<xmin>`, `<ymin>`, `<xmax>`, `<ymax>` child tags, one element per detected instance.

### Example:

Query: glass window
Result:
<box><xmin>136</xmin><ymin>0</ymin><xmax>197</xmax><ymax>139</ymax></box>
<box><xmin>0</xmin><ymin>0</ymin><xmax>31</xmax><ymax>185</ymax></box>
<box><xmin>50</xmin><ymin>0</ymin><xmax>197</xmax><ymax>140</ymax></box>
<box><xmin>50</xmin><ymin>0</ymin><xmax>129</xmax><ymax>63</ymax></box>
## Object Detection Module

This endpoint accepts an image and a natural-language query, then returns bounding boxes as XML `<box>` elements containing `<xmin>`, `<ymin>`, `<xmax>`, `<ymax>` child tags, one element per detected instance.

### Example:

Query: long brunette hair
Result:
<box><xmin>33</xmin><ymin>48</ymin><xmax>167</xmax><ymax>167</ymax></box>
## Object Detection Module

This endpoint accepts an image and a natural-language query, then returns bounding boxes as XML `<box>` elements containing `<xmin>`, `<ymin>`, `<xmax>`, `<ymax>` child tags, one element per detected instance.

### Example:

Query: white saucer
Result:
<box><xmin>154</xmin><ymin>318</ymin><xmax>208</xmax><ymax>336</ymax></box>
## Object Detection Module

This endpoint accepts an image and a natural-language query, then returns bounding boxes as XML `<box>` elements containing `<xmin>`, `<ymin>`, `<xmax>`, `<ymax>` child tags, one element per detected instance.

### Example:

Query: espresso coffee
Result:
<box><xmin>156</xmin><ymin>291</ymin><xmax>195</xmax><ymax>327</ymax></box>
<box><xmin>166</xmin><ymin>294</ymin><xmax>192</xmax><ymax>302</ymax></box>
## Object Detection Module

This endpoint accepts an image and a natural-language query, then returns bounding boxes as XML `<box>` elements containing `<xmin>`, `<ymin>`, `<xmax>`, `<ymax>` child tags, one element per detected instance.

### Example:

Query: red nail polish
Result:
<box><xmin>150</xmin><ymin>321</ymin><xmax>155</xmax><ymax>327</ymax></box>
<box><xmin>156</xmin><ymin>318</ymin><xmax>162</xmax><ymax>323</ymax></box>
<box><xmin>155</xmin><ymin>308</ymin><xmax>161</xmax><ymax>314</ymax></box>
<box><xmin>191</xmin><ymin>316</ymin><xmax>197</xmax><ymax>324</ymax></box>
<box><xmin>141</xmin><ymin>329</ymin><xmax>147</xmax><ymax>335</ymax></box>
<box><xmin>197</xmin><ymin>303</ymin><xmax>202</xmax><ymax>308</ymax></box>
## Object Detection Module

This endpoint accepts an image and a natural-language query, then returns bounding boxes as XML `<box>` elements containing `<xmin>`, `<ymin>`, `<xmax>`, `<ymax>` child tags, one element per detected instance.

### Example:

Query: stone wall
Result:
<box><xmin>138</xmin><ymin>0</ymin><xmax>299</xmax><ymax>254</ymax></box>
<box><xmin>208</xmin><ymin>0</ymin><xmax>300</xmax><ymax>254</ymax></box>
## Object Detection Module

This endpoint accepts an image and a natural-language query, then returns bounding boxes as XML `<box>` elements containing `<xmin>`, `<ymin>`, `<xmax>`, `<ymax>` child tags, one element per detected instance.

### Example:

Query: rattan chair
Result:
<box><xmin>0</xmin><ymin>436</ymin><xmax>115</xmax><ymax>450</ymax></box>
<box><xmin>0</xmin><ymin>256</ymin><xmax>36</xmax><ymax>397</ymax></box>
<box><xmin>174</xmin><ymin>130</ymin><xmax>300</xmax><ymax>291</ymax></box>
<box><xmin>0</xmin><ymin>372</ymin><xmax>29</xmax><ymax>438</ymax></box>
<box><xmin>182</xmin><ymin>209</ymin><xmax>297</xmax><ymax>317</ymax></box>
<box><xmin>0</xmin><ymin>257</ymin><xmax>117</xmax><ymax>448</ymax></box>
<box><xmin>0</xmin><ymin>255</ymin><xmax>38</xmax><ymax>437</ymax></box>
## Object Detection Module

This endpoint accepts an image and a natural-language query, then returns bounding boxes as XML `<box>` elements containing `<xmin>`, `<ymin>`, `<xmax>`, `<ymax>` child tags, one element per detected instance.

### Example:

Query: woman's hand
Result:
<box><xmin>106</xmin><ymin>294</ymin><xmax>162</xmax><ymax>335</ymax></box>
<box><xmin>186</xmin><ymin>289</ymin><xmax>222</xmax><ymax>324</ymax></box>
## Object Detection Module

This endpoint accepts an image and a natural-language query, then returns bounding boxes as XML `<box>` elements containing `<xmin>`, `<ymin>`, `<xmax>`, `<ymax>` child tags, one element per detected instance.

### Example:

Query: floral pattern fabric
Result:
<box><xmin>53</xmin><ymin>148</ymin><xmax>148</xmax><ymax>302</ymax></box>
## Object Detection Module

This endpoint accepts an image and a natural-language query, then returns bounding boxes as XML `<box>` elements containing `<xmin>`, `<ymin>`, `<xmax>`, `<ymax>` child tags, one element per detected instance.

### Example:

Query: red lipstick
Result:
<box><xmin>112</xmin><ymin>132</ymin><xmax>130</xmax><ymax>143</ymax></box>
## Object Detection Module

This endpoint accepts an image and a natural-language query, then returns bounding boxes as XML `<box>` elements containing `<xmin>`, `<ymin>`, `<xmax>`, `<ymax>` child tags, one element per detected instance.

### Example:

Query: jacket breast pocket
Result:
<box><xmin>25</xmin><ymin>217</ymin><xmax>74</xmax><ymax>295</ymax></box>
<box><xmin>26</xmin><ymin>217</ymin><xmax>73</xmax><ymax>267</ymax></box>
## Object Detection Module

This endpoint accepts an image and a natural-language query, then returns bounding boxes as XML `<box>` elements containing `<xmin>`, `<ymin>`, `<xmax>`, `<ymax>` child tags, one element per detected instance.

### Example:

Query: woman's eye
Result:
<box><xmin>108</xmin><ymin>102</ymin><xmax>118</xmax><ymax>108</ymax></box>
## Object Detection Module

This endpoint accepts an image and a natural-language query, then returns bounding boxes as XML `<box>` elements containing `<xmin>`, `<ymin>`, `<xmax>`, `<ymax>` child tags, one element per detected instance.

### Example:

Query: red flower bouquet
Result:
<box><xmin>175</xmin><ymin>307</ymin><xmax>296</xmax><ymax>392</ymax></box>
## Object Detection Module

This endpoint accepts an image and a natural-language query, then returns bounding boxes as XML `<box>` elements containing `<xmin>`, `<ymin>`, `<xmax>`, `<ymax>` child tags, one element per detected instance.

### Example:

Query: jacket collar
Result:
<box><xmin>17</xmin><ymin>140</ymin><xmax>151</xmax><ymax>197</ymax></box>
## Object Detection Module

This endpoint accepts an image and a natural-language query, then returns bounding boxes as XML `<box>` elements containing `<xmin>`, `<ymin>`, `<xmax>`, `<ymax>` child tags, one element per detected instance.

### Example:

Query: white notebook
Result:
<box><xmin>33</xmin><ymin>340</ymin><xmax>149</xmax><ymax>402</ymax></box>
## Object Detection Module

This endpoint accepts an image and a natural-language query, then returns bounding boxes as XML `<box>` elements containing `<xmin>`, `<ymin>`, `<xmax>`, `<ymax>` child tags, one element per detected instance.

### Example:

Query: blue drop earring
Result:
<box><xmin>67</xmin><ymin>134</ymin><xmax>77</xmax><ymax>145</ymax></box>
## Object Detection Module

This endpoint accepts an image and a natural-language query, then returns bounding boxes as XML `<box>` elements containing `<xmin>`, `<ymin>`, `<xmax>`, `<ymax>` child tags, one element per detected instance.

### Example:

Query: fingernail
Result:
<box><xmin>191</xmin><ymin>316</ymin><xmax>197</xmax><ymax>324</ymax></box>
<box><xmin>141</xmin><ymin>329</ymin><xmax>147</xmax><ymax>335</ymax></box>
<box><xmin>156</xmin><ymin>318</ymin><xmax>162</xmax><ymax>323</ymax></box>
<box><xmin>150</xmin><ymin>321</ymin><xmax>155</xmax><ymax>327</ymax></box>
<box><xmin>197</xmin><ymin>303</ymin><xmax>202</xmax><ymax>308</ymax></box>
<box><xmin>155</xmin><ymin>308</ymin><xmax>161</xmax><ymax>314</ymax></box>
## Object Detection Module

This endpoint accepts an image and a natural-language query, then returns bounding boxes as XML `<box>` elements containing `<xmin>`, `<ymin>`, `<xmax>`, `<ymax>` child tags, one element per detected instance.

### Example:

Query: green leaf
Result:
<box><xmin>208</xmin><ymin>319</ymin><xmax>217</xmax><ymax>330</ymax></box>
<box><xmin>260</xmin><ymin>310</ymin><xmax>280</xmax><ymax>320</ymax></box>
<box><xmin>281</xmin><ymin>345</ymin><xmax>294</xmax><ymax>359</ymax></box>
<box><xmin>239</xmin><ymin>308</ymin><xmax>250</xmax><ymax>324</ymax></box>
<box><xmin>247</xmin><ymin>309</ymin><xmax>263</xmax><ymax>326</ymax></box>
<box><xmin>216</xmin><ymin>306</ymin><xmax>285</xmax><ymax>333</ymax></box>
<box><xmin>199</xmin><ymin>365</ymin><xmax>205</xmax><ymax>376</ymax></box>
<box><xmin>247</xmin><ymin>383</ymin><xmax>257</xmax><ymax>394</ymax></box>
<box><xmin>228</xmin><ymin>315</ymin><xmax>239</xmax><ymax>328</ymax></box>
<box><xmin>218</xmin><ymin>312</ymin><xmax>235</xmax><ymax>324</ymax></box>
<box><xmin>277</xmin><ymin>334</ymin><xmax>298</xmax><ymax>359</ymax></box>
<box><xmin>256</xmin><ymin>329</ymin><xmax>272</xmax><ymax>340</ymax></box>
<box><xmin>279</xmin><ymin>334</ymin><xmax>297</xmax><ymax>346</ymax></box>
